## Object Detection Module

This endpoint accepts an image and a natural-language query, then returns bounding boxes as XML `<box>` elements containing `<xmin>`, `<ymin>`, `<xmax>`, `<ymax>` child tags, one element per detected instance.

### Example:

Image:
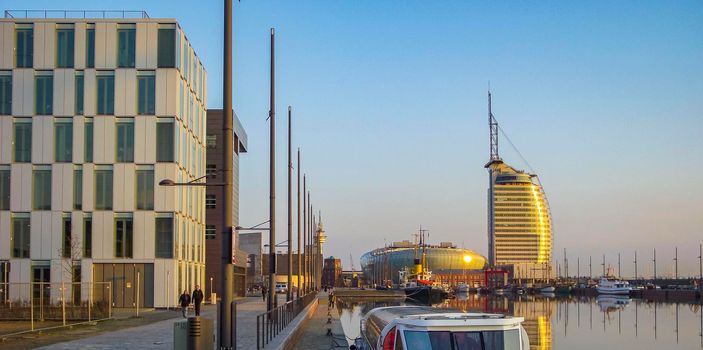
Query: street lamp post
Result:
<box><xmin>158</xmin><ymin>174</ymin><xmax>229</xmax><ymax>347</ymax></box>
<box><xmin>268</xmin><ymin>27</ymin><xmax>276</xmax><ymax>311</ymax></box>
<box><xmin>296</xmin><ymin>150</ymin><xmax>301</xmax><ymax>299</ymax></box>
<box><xmin>221</xmin><ymin>0</ymin><xmax>235</xmax><ymax>347</ymax></box>
<box><xmin>303</xmin><ymin>176</ymin><xmax>307</xmax><ymax>293</ymax></box>
<box><xmin>286</xmin><ymin>106</ymin><xmax>292</xmax><ymax>302</ymax></box>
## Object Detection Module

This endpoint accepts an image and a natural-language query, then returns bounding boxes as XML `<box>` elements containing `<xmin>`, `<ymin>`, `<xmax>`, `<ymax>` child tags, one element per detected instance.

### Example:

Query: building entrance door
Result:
<box><xmin>32</xmin><ymin>262</ymin><xmax>50</xmax><ymax>320</ymax></box>
<box><xmin>93</xmin><ymin>263</ymin><xmax>153</xmax><ymax>308</ymax></box>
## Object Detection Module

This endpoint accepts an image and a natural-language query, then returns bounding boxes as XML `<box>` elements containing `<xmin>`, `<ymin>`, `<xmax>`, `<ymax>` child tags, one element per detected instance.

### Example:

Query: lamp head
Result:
<box><xmin>159</xmin><ymin>179</ymin><xmax>175</xmax><ymax>186</ymax></box>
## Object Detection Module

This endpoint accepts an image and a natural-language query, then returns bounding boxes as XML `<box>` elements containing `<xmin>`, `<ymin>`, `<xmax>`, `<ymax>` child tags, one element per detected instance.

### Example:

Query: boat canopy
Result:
<box><xmin>363</xmin><ymin>306</ymin><xmax>527</xmax><ymax>350</ymax></box>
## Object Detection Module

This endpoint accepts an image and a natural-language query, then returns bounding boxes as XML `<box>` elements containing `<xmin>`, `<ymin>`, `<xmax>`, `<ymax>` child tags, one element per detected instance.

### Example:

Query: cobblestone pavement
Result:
<box><xmin>36</xmin><ymin>294</ymin><xmax>286</xmax><ymax>350</ymax></box>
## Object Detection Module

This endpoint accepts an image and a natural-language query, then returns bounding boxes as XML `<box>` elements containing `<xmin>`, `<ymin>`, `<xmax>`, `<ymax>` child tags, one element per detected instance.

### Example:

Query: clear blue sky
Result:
<box><xmin>17</xmin><ymin>1</ymin><xmax>703</xmax><ymax>276</ymax></box>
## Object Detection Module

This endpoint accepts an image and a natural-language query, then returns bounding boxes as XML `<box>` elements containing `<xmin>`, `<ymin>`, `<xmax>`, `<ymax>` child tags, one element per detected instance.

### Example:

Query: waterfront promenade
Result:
<box><xmin>291</xmin><ymin>294</ymin><xmax>346</xmax><ymax>350</ymax></box>
<box><xmin>29</xmin><ymin>294</ymin><xmax>286</xmax><ymax>350</ymax></box>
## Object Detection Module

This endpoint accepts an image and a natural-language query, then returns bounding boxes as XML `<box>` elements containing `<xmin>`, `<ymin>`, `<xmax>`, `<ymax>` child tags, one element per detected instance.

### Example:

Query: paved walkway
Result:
<box><xmin>291</xmin><ymin>295</ymin><xmax>347</xmax><ymax>350</ymax></box>
<box><xmin>38</xmin><ymin>294</ymin><xmax>287</xmax><ymax>350</ymax></box>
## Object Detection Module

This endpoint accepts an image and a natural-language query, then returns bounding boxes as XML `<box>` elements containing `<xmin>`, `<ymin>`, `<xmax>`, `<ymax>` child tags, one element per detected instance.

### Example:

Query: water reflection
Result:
<box><xmin>336</xmin><ymin>294</ymin><xmax>703</xmax><ymax>349</ymax></box>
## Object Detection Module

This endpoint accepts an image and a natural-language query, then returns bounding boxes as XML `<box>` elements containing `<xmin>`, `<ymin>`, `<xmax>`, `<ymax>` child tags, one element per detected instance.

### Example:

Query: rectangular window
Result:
<box><xmin>136</xmin><ymin>168</ymin><xmax>154</xmax><ymax>210</ymax></box>
<box><xmin>116</xmin><ymin>119</ymin><xmax>134</xmax><ymax>162</ymax></box>
<box><xmin>206</xmin><ymin>164</ymin><xmax>216</xmax><ymax>179</ymax></box>
<box><xmin>35</xmin><ymin>73</ymin><xmax>53</xmax><ymax>115</ymax></box>
<box><xmin>96</xmin><ymin>72</ymin><xmax>114</xmax><ymax>115</ymax></box>
<box><xmin>206</xmin><ymin>134</ymin><xmax>217</xmax><ymax>148</ymax></box>
<box><xmin>86</xmin><ymin>24</ymin><xmax>95</xmax><ymax>68</ymax></box>
<box><xmin>155</xmin><ymin>216</ymin><xmax>174</xmax><ymax>258</ymax></box>
<box><xmin>15</xmin><ymin>25</ymin><xmax>33</xmax><ymax>68</ymax></box>
<box><xmin>0</xmin><ymin>72</ymin><xmax>11</xmax><ymax>115</ymax></box>
<box><xmin>13</xmin><ymin>119</ymin><xmax>32</xmax><ymax>162</ymax></box>
<box><xmin>33</xmin><ymin>168</ymin><xmax>51</xmax><ymax>210</ymax></box>
<box><xmin>55</xmin><ymin>25</ymin><xmax>75</xmax><ymax>68</ymax></box>
<box><xmin>157</xmin><ymin>25</ymin><xmax>176</xmax><ymax>68</ymax></box>
<box><xmin>115</xmin><ymin>216</ymin><xmax>133</xmax><ymax>258</ymax></box>
<box><xmin>179</xmin><ymin>79</ymin><xmax>184</xmax><ymax>119</ymax></box>
<box><xmin>156</xmin><ymin>119</ymin><xmax>174</xmax><ymax>162</ymax></box>
<box><xmin>62</xmin><ymin>216</ymin><xmax>72</xmax><ymax>258</ymax></box>
<box><xmin>54</xmin><ymin>119</ymin><xmax>73</xmax><ymax>162</ymax></box>
<box><xmin>75</xmin><ymin>72</ymin><xmax>84</xmax><ymax>115</ymax></box>
<box><xmin>73</xmin><ymin>167</ymin><xmax>82</xmax><ymax>210</ymax></box>
<box><xmin>205</xmin><ymin>194</ymin><xmax>216</xmax><ymax>209</ymax></box>
<box><xmin>83</xmin><ymin>216</ymin><xmax>92</xmax><ymax>258</ymax></box>
<box><xmin>84</xmin><ymin>118</ymin><xmax>93</xmax><ymax>162</ymax></box>
<box><xmin>0</xmin><ymin>167</ymin><xmax>9</xmax><ymax>210</ymax></box>
<box><xmin>205</xmin><ymin>225</ymin><xmax>216</xmax><ymax>240</ymax></box>
<box><xmin>94</xmin><ymin>168</ymin><xmax>113</xmax><ymax>210</ymax></box>
<box><xmin>117</xmin><ymin>25</ymin><xmax>136</xmax><ymax>68</ymax></box>
<box><xmin>11</xmin><ymin>216</ymin><xmax>30</xmax><ymax>258</ymax></box>
<box><xmin>137</xmin><ymin>72</ymin><xmax>155</xmax><ymax>115</ymax></box>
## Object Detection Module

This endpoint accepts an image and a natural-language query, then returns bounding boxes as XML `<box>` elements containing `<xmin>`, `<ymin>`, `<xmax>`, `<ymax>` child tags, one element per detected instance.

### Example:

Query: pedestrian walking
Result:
<box><xmin>192</xmin><ymin>285</ymin><xmax>204</xmax><ymax>316</ymax></box>
<box><xmin>262</xmin><ymin>285</ymin><xmax>267</xmax><ymax>302</ymax></box>
<box><xmin>179</xmin><ymin>290</ymin><xmax>191</xmax><ymax>318</ymax></box>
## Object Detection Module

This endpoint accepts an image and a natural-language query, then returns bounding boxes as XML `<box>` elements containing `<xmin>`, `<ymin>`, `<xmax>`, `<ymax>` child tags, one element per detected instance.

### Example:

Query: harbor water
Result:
<box><xmin>336</xmin><ymin>293</ymin><xmax>703</xmax><ymax>349</ymax></box>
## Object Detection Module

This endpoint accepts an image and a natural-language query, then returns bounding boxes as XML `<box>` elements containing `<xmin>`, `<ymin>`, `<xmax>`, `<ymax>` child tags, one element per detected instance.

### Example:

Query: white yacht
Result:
<box><xmin>596</xmin><ymin>276</ymin><xmax>632</xmax><ymax>295</ymax></box>
<box><xmin>359</xmin><ymin>306</ymin><xmax>530</xmax><ymax>350</ymax></box>
<box><xmin>596</xmin><ymin>295</ymin><xmax>631</xmax><ymax>312</ymax></box>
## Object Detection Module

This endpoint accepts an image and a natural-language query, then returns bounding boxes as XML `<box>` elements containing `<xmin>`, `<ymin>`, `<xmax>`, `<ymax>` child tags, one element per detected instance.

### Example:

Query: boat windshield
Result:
<box><xmin>403</xmin><ymin>329</ymin><xmax>521</xmax><ymax>350</ymax></box>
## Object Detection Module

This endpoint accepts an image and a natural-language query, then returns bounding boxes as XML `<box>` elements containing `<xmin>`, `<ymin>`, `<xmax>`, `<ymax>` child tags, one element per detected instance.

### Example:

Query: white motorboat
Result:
<box><xmin>596</xmin><ymin>276</ymin><xmax>632</xmax><ymax>295</ymax></box>
<box><xmin>359</xmin><ymin>306</ymin><xmax>530</xmax><ymax>350</ymax></box>
<box><xmin>455</xmin><ymin>283</ymin><xmax>470</xmax><ymax>293</ymax></box>
<box><xmin>596</xmin><ymin>295</ymin><xmax>631</xmax><ymax>312</ymax></box>
<box><xmin>540</xmin><ymin>286</ymin><xmax>555</xmax><ymax>293</ymax></box>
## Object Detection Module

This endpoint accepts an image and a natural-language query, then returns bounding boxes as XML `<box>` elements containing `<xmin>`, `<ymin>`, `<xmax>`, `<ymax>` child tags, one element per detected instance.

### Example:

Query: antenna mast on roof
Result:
<box><xmin>489</xmin><ymin>90</ymin><xmax>501</xmax><ymax>162</ymax></box>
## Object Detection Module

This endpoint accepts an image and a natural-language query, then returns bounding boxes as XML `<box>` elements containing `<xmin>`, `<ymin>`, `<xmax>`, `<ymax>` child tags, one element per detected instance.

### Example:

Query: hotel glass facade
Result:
<box><xmin>487</xmin><ymin>161</ymin><xmax>553</xmax><ymax>280</ymax></box>
<box><xmin>0</xmin><ymin>16</ymin><xmax>207</xmax><ymax>307</ymax></box>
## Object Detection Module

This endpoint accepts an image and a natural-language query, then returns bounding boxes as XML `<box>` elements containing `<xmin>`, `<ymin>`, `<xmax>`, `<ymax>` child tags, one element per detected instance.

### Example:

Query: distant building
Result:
<box><xmin>0</xmin><ymin>13</ymin><xmax>207</xmax><ymax>307</ymax></box>
<box><xmin>261</xmin><ymin>252</ymin><xmax>315</xmax><ymax>290</ymax></box>
<box><xmin>486</xmin><ymin>160</ymin><xmax>554</xmax><ymax>281</ymax></box>
<box><xmin>322</xmin><ymin>256</ymin><xmax>342</xmax><ymax>287</ymax></box>
<box><xmin>485</xmin><ymin>91</ymin><xmax>554</xmax><ymax>282</ymax></box>
<box><xmin>340</xmin><ymin>270</ymin><xmax>363</xmax><ymax>288</ymax></box>
<box><xmin>238</xmin><ymin>232</ymin><xmax>262</xmax><ymax>290</ymax></box>
<box><xmin>360</xmin><ymin>241</ymin><xmax>486</xmax><ymax>286</ymax></box>
<box><xmin>204</xmin><ymin>109</ymin><xmax>247</xmax><ymax>298</ymax></box>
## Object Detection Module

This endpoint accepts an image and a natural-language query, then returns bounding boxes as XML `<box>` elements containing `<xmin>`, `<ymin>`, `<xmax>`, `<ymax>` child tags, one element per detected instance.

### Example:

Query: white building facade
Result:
<box><xmin>0</xmin><ymin>14</ymin><xmax>207</xmax><ymax>308</ymax></box>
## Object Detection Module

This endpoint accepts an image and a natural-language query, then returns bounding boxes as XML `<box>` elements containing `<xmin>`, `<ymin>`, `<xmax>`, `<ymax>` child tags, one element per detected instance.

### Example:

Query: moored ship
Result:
<box><xmin>359</xmin><ymin>306</ymin><xmax>530</xmax><ymax>350</ymax></box>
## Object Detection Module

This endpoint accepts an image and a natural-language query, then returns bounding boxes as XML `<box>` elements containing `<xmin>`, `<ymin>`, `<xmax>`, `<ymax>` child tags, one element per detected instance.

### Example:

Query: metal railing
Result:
<box><xmin>0</xmin><ymin>281</ymin><xmax>112</xmax><ymax>337</ymax></box>
<box><xmin>256</xmin><ymin>292</ymin><xmax>317</xmax><ymax>349</ymax></box>
<box><xmin>4</xmin><ymin>10</ymin><xmax>150</xmax><ymax>19</ymax></box>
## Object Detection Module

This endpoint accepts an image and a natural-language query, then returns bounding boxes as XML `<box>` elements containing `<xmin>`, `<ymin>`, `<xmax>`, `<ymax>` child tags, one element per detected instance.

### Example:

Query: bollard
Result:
<box><xmin>187</xmin><ymin>316</ymin><xmax>202</xmax><ymax>350</ymax></box>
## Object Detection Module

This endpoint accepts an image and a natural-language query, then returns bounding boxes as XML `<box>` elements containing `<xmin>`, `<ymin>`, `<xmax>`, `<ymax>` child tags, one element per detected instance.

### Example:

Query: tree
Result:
<box><xmin>58</xmin><ymin>234</ymin><xmax>82</xmax><ymax>305</ymax></box>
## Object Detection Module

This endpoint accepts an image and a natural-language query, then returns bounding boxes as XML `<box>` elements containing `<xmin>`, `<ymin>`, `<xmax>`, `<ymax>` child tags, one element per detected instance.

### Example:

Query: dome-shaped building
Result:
<box><xmin>360</xmin><ymin>241</ymin><xmax>486</xmax><ymax>286</ymax></box>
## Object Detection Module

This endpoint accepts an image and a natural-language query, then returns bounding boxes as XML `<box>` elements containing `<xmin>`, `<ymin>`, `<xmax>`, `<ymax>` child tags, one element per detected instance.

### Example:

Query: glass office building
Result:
<box><xmin>360</xmin><ymin>241</ymin><xmax>486</xmax><ymax>285</ymax></box>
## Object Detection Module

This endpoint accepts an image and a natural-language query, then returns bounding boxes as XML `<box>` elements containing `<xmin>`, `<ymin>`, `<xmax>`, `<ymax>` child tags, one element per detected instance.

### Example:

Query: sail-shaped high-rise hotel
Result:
<box><xmin>485</xmin><ymin>92</ymin><xmax>553</xmax><ymax>280</ymax></box>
